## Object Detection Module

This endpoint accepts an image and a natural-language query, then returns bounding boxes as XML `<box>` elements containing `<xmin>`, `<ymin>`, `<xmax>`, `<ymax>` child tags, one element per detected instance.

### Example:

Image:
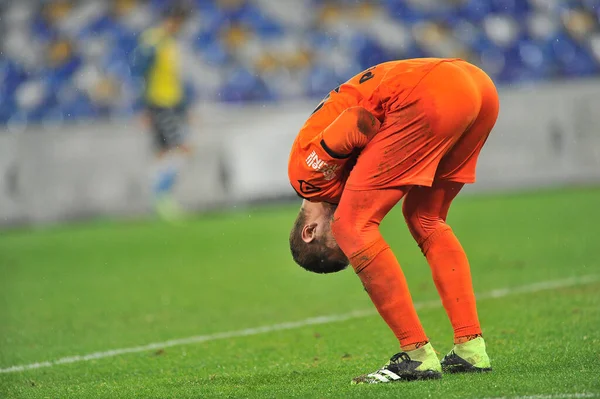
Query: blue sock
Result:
<box><xmin>153</xmin><ymin>167</ymin><xmax>177</xmax><ymax>198</ymax></box>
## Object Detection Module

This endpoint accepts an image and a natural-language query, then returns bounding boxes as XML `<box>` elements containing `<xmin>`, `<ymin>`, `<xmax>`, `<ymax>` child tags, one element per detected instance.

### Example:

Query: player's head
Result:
<box><xmin>289</xmin><ymin>200</ymin><xmax>349</xmax><ymax>274</ymax></box>
<box><xmin>162</xmin><ymin>3</ymin><xmax>189</xmax><ymax>34</ymax></box>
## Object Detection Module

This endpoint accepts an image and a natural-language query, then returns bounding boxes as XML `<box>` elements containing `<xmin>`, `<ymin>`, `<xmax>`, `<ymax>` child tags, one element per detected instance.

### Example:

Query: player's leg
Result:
<box><xmin>150</xmin><ymin>106</ymin><xmax>189</xmax><ymax>221</ymax></box>
<box><xmin>331</xmin><ymin>60</ymin><xmax>489</xmax><ymax>384</ymax></box>
<box><xmin>403</xmin><ymin>181</ymin><xmax>480</xmax><ymax>340</ymax></box>
<box><xmin>332</xmin><ymin>187</ymin><xmax>442</xmax><ymax>384</ymax></box>
<box><xmin>402</xmin><ymin>181</ymin><xmax>491</xmax><ymax>373</ymax></box>
<box><xmin>153</xmin><ymin>151</ymin><xmax>186</xmax><ymax>220</ymax></box>
<box><xmin>404</xmin><ymin>61</ymin><xmax>499</xmax><ymax>373</ymax></box>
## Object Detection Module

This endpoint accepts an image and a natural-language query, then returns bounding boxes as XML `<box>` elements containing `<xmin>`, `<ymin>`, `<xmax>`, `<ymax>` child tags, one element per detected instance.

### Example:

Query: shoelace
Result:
<box><xmin>389</xmin><ymin>352</ymin><xmax>412</xmax><ymax>364</ymax></box>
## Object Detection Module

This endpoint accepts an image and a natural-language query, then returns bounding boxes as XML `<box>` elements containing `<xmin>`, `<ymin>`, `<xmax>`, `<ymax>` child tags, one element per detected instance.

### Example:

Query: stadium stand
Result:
<box><xmin>0</xmin><ymin>0</ymin><xmax>599</xmax><ymax>126</ymax></box>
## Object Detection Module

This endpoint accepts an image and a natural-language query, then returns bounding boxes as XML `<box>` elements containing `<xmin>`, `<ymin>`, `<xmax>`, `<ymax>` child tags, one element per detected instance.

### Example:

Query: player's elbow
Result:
<box><xmin>347</xmin><ymin>107</ymin><xmax>380</xmax><ymax>138</ymax></box>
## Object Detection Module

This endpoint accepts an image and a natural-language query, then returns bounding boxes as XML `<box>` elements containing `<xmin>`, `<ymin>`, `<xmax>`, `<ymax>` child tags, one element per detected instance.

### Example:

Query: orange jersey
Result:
<box><xmin>288</xmin><ymin>58</ymin><xmax>498</xmax><ymax>203</ymax></box>
<box><xmin>287</xmin><ymin>58</ymin><xmax>454</xmax><ymax>203</ymax></box>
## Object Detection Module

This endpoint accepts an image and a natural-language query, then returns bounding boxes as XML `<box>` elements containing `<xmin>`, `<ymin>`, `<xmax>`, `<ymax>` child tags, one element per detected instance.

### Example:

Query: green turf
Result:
<box><xmin>1</xmin><ymin>187</ymin><xmax>599</xmax><ymax>398</ymax></box>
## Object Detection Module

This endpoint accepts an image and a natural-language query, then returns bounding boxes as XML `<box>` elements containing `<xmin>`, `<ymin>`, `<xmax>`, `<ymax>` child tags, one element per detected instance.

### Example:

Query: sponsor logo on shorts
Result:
<box><xmin>305</xmin><ymin>151</ymin><xmax>339</xmax><ymax>181</ymax></box>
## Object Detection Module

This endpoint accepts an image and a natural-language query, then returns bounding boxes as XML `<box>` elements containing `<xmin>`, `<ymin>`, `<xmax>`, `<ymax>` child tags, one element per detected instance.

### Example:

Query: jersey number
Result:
<box><xmin>311</xmin><ymin>85</ymin><xmax>340</xmax><ymax>115</ymax></box>
<box><xmin>311</xmin><ymin>68</ymin><xmax>376</xmax><ymax>115</ymax></box>
<box><xmin>359</xmin><ymin>71</ymin><xmax>375</xmax><ymax>84</ymax></box>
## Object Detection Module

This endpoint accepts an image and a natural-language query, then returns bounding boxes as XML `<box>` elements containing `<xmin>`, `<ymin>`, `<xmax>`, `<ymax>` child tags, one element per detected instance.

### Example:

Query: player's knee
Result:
<box><xmin>331</xmin><ymin>214</ymin><xmax>380</xmax><ymax>259</ymax></box>
<box><xmin>331</xmin><ymin>215</ymin><xmax>359</xmax><ymax>254</ymax></box>
<box><xmin>402</xmin><ymin>202</ymin><xmax>445</xmax><ymax>245</ymax></box>
<box><xmin>401</xmin><ymin>199</ymin><xmax>419</xmax><ymax>238</ymax></box>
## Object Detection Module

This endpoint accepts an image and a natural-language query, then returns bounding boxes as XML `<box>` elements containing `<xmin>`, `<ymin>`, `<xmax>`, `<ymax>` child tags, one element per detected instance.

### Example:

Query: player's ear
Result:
<box><xmin>301</xmin><ymin>222</ymin><xmax>318</xmax><ymax>243</ymax></box>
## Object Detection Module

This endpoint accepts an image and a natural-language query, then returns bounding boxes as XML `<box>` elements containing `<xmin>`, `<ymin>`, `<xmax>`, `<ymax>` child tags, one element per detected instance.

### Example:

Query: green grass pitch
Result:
<box><xmin>1</xmin><ymin>187</ymin><xmax>599</xmax><ymax>398</ymax></box>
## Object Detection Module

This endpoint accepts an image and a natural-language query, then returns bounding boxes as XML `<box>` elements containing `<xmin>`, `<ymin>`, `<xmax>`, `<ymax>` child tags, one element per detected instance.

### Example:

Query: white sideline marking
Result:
<box><xmin>0</xmin><ymin>275</ymin><xmax>597</xmax><ymax>374</ymax></box>
<box><xmin>484</xmin><ymin>393</ymin><xmax>598</xmax><ymax>399</ymax></box>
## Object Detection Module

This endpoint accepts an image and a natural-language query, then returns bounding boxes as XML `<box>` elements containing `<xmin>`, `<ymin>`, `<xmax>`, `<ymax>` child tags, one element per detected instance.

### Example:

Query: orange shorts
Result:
<box><xmin>345</xmin><ymin>59</ymin><xmax>500</xmax><ymax>191</ymax></box>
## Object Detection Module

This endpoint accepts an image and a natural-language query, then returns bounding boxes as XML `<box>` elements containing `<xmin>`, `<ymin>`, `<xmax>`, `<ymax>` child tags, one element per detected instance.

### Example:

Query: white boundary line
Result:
<box><xmin>484</xmin><ymin>393</ymin><xmax>599</xmax><ymax>399</ymax></box>
<box><xmin>1</xmin><ymin>275</ymin><xmax>597</xmax><ymax>374</ymax></box>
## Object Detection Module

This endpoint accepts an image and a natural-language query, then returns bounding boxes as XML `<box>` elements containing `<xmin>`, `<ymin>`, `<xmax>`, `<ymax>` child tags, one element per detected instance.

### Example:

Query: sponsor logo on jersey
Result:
<box><xmin>298</xmin><ymin>180</ymin><xmax>321</xmax><ymax>194</ymax></box>
<box><xmin>305</xmin><ymin>151</ymin><xmax>339</xmax><ymax>181</ymax></box>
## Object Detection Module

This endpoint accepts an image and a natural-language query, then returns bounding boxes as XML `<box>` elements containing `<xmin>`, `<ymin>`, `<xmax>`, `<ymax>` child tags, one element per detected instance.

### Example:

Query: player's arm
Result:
<box><xmin>320</xmin><ymin>107</ymin><xmax>381</xmax><ymax>158</ymax></box>
<box><xmin>131</xmin><ymin>34</ymin><xmax>157</xmax><ymax>79</ymax></box>
<box><xmin>288</xmin><ymin>107</ymin><xmax>380</xmax><ymax>203</ymax></box>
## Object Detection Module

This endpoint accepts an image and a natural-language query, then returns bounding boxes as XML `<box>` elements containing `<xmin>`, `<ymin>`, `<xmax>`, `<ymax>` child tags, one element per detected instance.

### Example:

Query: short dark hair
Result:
<box><xmin>289</xmin><ymin>209</ymin><xmax>348</xmax><ymax>274</ymax></box>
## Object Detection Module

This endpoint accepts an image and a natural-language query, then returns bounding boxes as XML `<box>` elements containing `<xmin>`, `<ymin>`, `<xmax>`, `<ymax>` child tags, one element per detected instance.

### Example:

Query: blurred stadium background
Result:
<box><xmin>0</xmin><ymin>0</ymin><xmax>599</xmax><ymax>224</ymax></box>
<box><xmin>1</xmin><ymin>2</ymin><xmax>600</xmax><ymax>397</ymax></box>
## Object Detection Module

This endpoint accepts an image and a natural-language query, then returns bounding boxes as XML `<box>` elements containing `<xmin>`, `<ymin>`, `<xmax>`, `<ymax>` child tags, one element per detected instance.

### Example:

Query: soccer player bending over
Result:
<box><xmin>288</xmin><ymin>58</ymin><xmax>499</xmax><ymax>384</ymax></box>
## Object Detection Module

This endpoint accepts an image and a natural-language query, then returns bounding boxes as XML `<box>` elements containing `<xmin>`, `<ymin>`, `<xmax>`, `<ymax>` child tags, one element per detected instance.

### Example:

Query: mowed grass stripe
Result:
<box><xmin>1</xmin><ymin>274</ymin><xmax>596</xmax><ymax>375</ymax></box>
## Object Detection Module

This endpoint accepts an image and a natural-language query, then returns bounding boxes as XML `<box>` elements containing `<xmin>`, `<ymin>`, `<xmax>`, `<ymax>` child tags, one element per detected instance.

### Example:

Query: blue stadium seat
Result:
<box><xmin>458</xmin><ymin>0</ymin><xmax>494</xmax><ymax>22</ymax></box>
<box><xmin>489</xmin><ymin>0</ymin><xmax>531</xmax><ymax>15</ymax></box>
<box><xmin>552</xmin><ymin>35</ymin><xmax>599</xmax><ymax>76</ymax></box>
<box><xmin>383</xmin><ymin>1</ymin><xmax>428</xmax><ymax>24</ymax></box>
<box><xmin>305</xmin><ymin>64</ymin><xmax>339</xmax><ymax>98</ymax></box>
<box><xmin>198</xmin><ymin>40</ymin><xmax>230</xmax><ymax>66</ymax></box>
<box><xmin>219</xmin><ymin>66</ymin><xmax>274</xmax><ymax>103</ymax></box>
<box><xmin>236</xmin><ymin>4</ymin><xmax>283</xmax><ymax>38</ymax></box>
<box><xmin>1</xmin><ymin>0</ymin><xmax>599</xmax><ymax>126</ymax></box>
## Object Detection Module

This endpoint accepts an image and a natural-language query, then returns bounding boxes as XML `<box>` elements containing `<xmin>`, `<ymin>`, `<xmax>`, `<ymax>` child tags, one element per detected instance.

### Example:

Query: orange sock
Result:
<box><xmin>332</xmin><ymin>188</ymin><xmax>428</xmax><ymax>350</ymax></box>
<box><xmin>455</xmin><ymin>334</ymin><xmax>482</xmax><ymax>344</ymax></box>
<box><xmin>350</xmin><ymin>239</ymin><xmax>429</xmax><ymax>349</ymax></box>
<box><xmin>421</xmin><ymin>226</ymin><xmax>482</xmax><ymax>342</ymax></box>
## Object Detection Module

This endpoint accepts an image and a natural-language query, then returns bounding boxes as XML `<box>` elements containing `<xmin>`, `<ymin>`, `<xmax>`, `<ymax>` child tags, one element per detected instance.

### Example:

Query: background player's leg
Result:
<box><xmin>402</xmin><ymin>181</ymin><xmax>481</xmax><ymax>342</ymax></box>
<box><xmin>150</xmin><ymin>107</ymin><xmax>189</xmax><ymax>221</ymax></box>
<box><xmin>333</xmin><ymin>187</ymin><xmax>429</xmax><ymax>350</ymax></box>
<box><xmin>153</xmin><ymin>152</ymin><xmax>178</xmax><ymax>200</ymax></box>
